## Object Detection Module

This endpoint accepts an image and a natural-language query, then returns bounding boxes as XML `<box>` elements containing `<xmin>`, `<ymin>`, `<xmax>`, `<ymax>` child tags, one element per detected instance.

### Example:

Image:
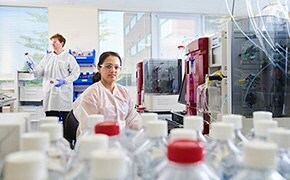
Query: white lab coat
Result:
<box><xmin>73</xmin><ymin>81</ymin><xmax>141</xmax><ymax>134</ymax></box>
<box><xmin>34</xmin><ymin>50</ymin><xmax>80</xmax><ymax>111</ymax></box>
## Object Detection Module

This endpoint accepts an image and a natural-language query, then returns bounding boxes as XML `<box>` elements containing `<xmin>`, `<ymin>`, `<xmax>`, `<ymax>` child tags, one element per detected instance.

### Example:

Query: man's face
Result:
<box><xmin>50</xmin><ymin>38</ymin><xmax>63</xmax><ymax>51</ymax></box>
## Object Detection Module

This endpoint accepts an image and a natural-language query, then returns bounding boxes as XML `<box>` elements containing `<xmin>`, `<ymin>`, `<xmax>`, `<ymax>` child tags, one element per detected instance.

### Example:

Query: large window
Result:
<box><xmin>0</xmin><ymin>6</ymin><xmax>48</xmax><ymax>74</ymax></box>
<box><xmin>152</xmin><ymin>13</ymin><xmax>202</xmax><ymax>59</ymax></box>
<box><xmin>99</xmin><ymin>11</ymin><xmax>229</xmax><ymax>85</ymax></box>
<box><xmin>203</xmin><ymin>15</ymin><xmax>230</xmax><ymax>35</ymax></box>
<box><xmin>98</xmin><ymin>10</ymin><xmax>151</xmax><ymax>87</ymax></box>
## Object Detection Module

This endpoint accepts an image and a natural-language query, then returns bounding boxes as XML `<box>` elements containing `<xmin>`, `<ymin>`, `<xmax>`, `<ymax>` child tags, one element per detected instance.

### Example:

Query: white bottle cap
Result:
<box><xmin>39</xmin><ymin>116</ymin><xmax>59</xmax><ymax>124</ymax></box>
<box><xmin>268</xmin><ymin>128</ymin><xmax>290</xmax><ymax>149</ymax></box>
<box><xmin>21</xmin><ymin>132</ymin><xmax>50</xmax><ymax>151</ymax></box>
<box><xmin>169</xmin><ymin>128</ymin><xmax>197</xmax><ymax>140</ymax></box>
<box><xmin>86</xmin><ymin>114</ymin><xmax>104</xmax><ymax>130</ymax></box>
<box><xmin>243</xmin><ymin>141</ymin><xmax>277</xmax><ymax>169</ymax></box>
<box><xmin>146</xmin><ymin>120</ymin><xmax>168</xmax><ymax>138</ymax></box>
<box><xmin>254</xmin><ymin>120</ymin><xmax>278</xmax><ymax>137</ymax></box>
<box><xmin>39</xmin><ymin>123</ymin><xmax>63</xmax><ymax>141</ymax></box>
<box><xmin>90</xmin><ymin>149</ymin><xmax>127</xmax><ymax>179</ymax></box>
<box><xmin>183</xmin><ymin>116</ymin><xmax>204</xmax><ymax>131</ymax></box>
<box><xmin>79</xmin><ymin>134</ymin><xmax>109</xmax><ymax>159</ymax></box>
<box><xmin>141</xmin><ymin>113</ymin><xmax>158</xmax><ymax>128</ymax></box>
<box><xmin>222</xmin><ymin>114</ymin><xmax>243</xmax><ymax>129</ymax></box>
<box><xmin>210</xmin><ymin>122</ymin><xmax>234</xmax><ymax>140</ymax></box>
<box><xmin>4</xmin><ymin>151</ymin><xmax>47</xmax><ymax>180</ymax></box>
<box><xmin>253</xmin><ymin>111</ymin><xmax>272</xmax><ymax>122</ymax></box>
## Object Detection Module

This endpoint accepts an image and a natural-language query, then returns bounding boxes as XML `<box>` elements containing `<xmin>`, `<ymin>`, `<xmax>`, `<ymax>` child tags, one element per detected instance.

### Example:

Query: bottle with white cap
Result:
<box><xmin>74</xmin><ymin>114</ymin><xmax>104</xmax><ymax>151</ymax></box>
<box><xmin>94</xmin><ymin>121</ymin><xmax>134</xmax><ymax>180</ymax></box>
<box><xmin>21</xmin><ymin>132</ymin><xmax>50</xmax><ymax>151</ymax></box>
<box><xmin>231</xmin><ymin>141</ymin><xmax>285</xmax><ymax>180</ymax></box>
<box><xmin>247</xmin><ymin>111</ymin><xmax>273</xmax><ymax>139</ymax></box>
<box><xmin>268</xmin><ymin>128</ymin><xmax>290</xmax><ymax>179</ymax></box>
<box><xmin>132</xmin><ymin>113</ymin><xmax>158</xmax><ymax>149</ymax></box>
<box><xmin>156</xmin><ymin>139</ymin><xmax>219</xmax><ymax>180</ymax></box>
<box><xmin>169</xmin><ymin>128</ymin><xmax>196</xmax><ymax>141</ymax></box>
<box><xmin>65</xmin><ymin>134</ymin><xmax>109</xmax><ymax>180</ymax></box>
<box><xmin>222</xmin><ymin>114</ymin><xmax>248</xmax><ymax>147</ymax></box>
<box><xmin>134</xmin><ymin>120</ymin><xmax>168</xmax><ymax>180</ymax></box>
<box><xmin>40</xmin><ymin>116</ymin><xmax>59</xmax><ymax>124</ymax></box>
<box><xmin>90</xmin><ymin>149</ymin><xmax>129</xmax><ymax>180</ymax></box>
<box><xmin>253</xmin><ymin>120</ymin><xmax>278</xmax><ymax>140</ymax></box>
<box><xmin>206</xmin><ymin>122</ymin><xmax>240</xmax><ymax>179</ymax></box>
<box><xmin>253</xmin><ymin>111</ymin><xmax>273</xmax><ymax>122</ymax></box>
<box><xmin>36</xmin><ymin>116</ymin><xmax>59</xmax><ymax>131</ymax></box>
<box><xmin>183</xmin><ymin>116</ymin><xmax>207</xmax><ymax>143</ymax></box>
<box><xmin>39</xmin><ymin>123</ymin><xmax>71</xmax><ymax>180</ymax></box>
<box><xmin>3</xmin><ymin>151</ymin><xmax>47</xmax><ymax>180</ymax></box>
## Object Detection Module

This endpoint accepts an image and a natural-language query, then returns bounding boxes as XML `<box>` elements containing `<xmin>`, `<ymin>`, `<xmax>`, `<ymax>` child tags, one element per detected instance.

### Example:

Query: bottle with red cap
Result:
<box><xmin>94</xmin><ymin>121</ymin><xmax>123</xmax><ymax>148</ymax></box>
<box><xmin>156</xmin><ymin>139</ymin><xmax>219</xmax><ymax>180</ymax></box>
<box><xmin>94</xmin><ymin>121</ymin><xmax>134</xmax><ymax>180</ymax></box>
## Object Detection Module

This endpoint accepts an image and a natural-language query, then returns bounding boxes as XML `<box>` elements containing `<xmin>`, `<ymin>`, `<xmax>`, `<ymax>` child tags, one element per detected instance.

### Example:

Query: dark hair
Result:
<box><xmin>50</xmin><ymin>33</ymin><xmax>66</xmax><ymax>47</ymax></box>
<box><xmin>97</xmin><ymin>51</ymin><xmax>122</xmax><ymax>68</ymax></box>
<box><xmin>92</xmin><ymin>72</ymin><xmax>101</xmax><ymax>83</ymax></box>
<box><xmin>95</xmin><ymin>51</ymin><xmax>122</xmax><ymax>82</ymax></box>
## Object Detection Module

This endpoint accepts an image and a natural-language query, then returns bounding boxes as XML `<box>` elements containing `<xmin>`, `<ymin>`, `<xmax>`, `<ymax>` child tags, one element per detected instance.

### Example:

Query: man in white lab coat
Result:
<box><xmin>27</xmin><ymin>33</ymin><xmax>80</xmax><ymax>131</ymax></box>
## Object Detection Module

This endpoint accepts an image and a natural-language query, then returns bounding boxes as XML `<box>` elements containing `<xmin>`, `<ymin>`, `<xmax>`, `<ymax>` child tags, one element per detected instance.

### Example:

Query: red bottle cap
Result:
<box><xmin>167</xmin><ymin>139</ymin><xmax>204</xmax><ymax>164</ymax></box>
<box><xmin>94</xmin><ymin>121</ymin><xmax>120</xmax><ymax>136</ymax></box>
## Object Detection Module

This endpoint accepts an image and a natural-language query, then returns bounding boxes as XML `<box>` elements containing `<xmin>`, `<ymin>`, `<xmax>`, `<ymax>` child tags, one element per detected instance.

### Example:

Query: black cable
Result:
<box><xmin>231</xmin><ymin>0</ymin><xmax>236</xmax><ymax>16</ymax></box>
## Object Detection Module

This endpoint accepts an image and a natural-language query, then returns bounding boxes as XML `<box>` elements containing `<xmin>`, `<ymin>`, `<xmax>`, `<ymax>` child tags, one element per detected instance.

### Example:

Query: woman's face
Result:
<box><xmin>99</xmin><ymin>55</ymin><xmax>121</xmax><ymax>84</ymax></box>
<box><xmin>50</xmin><ymin>38</ymin><xmax>63</xmax><ymax>51</ymax></box>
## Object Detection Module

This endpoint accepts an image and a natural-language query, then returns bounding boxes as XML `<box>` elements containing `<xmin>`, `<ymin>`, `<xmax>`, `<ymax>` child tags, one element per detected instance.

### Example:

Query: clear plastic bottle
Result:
<box><xmin>232</xmin><ymin>141</ymin><xmax>285</xmax><ymax>180</ymax></box>
<box><xmin>222</xmin><ymin>114</ymin><xmax>248</xmax><ymax>147</ymax></box>
<box><xmin>39</xmin><ymin>123</ymin><xmax>72</xmax><ymax>180</ymax></box>
<box><xmin>169</xmin><ymin>128</ymin><xmax>196</xmax><ymax>141</ymax></box>
<box><xmin>156</xmin><ymin>139</ymin><xmax>219</xmax><ymax>180</ymax></box>
<box><xmin>183</xmin><ymin>116</ymin><xmax>207</xmax><ymax>143</ymax></box>
<box><xmin>94</xmin><ymin>121</ymin><xmax>134</xmax><ymax>180</ymax></box>
<box><xmin>24</xmin><ymin>52</ymin><xmax>36</xmax><ymax>71</ymax></box>
<box><xmin>134</xmin><ymin>120</ymin><xmax>168</xmax><ymax>180</ymax></box>
<box><xmin>206</xmin><ymin>122</ymin><xmax>240</xmax><ymax>179</ymax></box>
<box><xmin>37</xmin><ymin>116</ymin><xmax>59</xmax><ymax>131</ymax></box>
<box><xmin>268</xmin><ymin>128</ymin><xmax>290</xmax><ymax>179</ymax></box>
<box><xmin>253</xmin><ymin>120</ymin><xmax>278</xmax><ymax>141</ymax></box>
<box><xmin>247</xmin><ymin>111</ymin><xmax>273</xmax><ymax>139</ymax></box>
<box><xmin>90</xmin><ymin>149</ymin><xmax>129</xmax><ymax>180</ymax></box>
<box><xmin>74</xmin><ymin>114</ymin><xmax>104</xmax><ymax>151</ymax></box>
<box><xmin>65</xmin><ymin>134</ymin><xmax>109</xmax><ymax>180</ymax></box>
<box><xmin>3</xmin><ymin>151</ymin><xmax>47</xmax><ymax>180</ymax></box>
<box><xmin>20</xmin><ymin>132</ymin><xmax>50</xmax><ymax>151</ymax></box>
<box><xmin>132</xmin><ymin>113</ymin><xmax>158</xmax><ymax>149</ymax></box>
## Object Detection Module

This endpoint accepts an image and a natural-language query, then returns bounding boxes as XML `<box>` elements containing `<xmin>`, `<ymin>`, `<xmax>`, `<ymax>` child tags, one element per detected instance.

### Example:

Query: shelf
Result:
<box><xmin>18</xmin><ymin>72</ymin><xmax>36</xmax><ymax>80</ymax></box>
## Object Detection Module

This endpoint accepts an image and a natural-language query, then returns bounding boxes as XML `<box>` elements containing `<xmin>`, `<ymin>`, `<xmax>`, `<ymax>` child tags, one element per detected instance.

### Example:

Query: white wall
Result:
<box><xmin>48</xmin><ymin>6</ymin><xmax>98</xmax><ymax>51</ymax></box>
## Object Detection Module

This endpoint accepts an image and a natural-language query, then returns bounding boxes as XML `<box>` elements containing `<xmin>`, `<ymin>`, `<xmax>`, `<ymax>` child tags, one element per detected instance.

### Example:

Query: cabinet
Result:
<box><xmin>0</xmin><ymin>73</ymin><xmax>17</xmax><ymax>112</ymax></box>
<box><xmin>16</xmin><ymin>71</ymin><xmax>43</xmax><ymax>112</ymax></box>
<box><xmin>69</xmin><ymin>49</ymin><xmax>96</xmax><ymax>100</ymax></box>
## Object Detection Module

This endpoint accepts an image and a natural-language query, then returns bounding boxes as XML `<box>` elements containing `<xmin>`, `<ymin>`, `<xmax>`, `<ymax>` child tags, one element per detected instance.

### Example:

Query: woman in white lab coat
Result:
<box><xmin>27</xmin><ymin>33</ymin><xmax>80</xmax><ymax>127</ymax></box>
<box><xmin>73</xmin><ymin>51</ymin><xmax>141</xmax><ymax>136</ymax></box>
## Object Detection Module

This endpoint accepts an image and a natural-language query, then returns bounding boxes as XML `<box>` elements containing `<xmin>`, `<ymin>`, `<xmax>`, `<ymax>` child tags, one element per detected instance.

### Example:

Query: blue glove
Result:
<box><xmin>26</xmin><ymin>60</ymin><xmax>35</xmax><ymax>71</ymax></box>
<box><xmin>55</xmin><ymin>79</ymin><xmax>66</xmax><ymax>87</ymax></box>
